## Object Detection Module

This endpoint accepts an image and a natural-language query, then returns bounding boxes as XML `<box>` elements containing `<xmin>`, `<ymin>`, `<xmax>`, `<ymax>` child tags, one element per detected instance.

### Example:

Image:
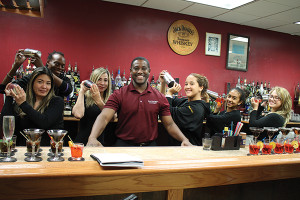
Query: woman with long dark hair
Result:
<box><xmin>1</xmin><ymin>67</ymin><xmax>64</xmax><ymax>146</ymax></box>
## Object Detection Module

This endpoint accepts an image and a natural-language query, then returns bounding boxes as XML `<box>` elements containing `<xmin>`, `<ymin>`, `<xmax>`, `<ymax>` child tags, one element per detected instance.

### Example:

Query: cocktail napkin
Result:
<box><xmin>90</xmin><ymin>153</ymin><xmax>144</xmax><ymax>168</ymax></box>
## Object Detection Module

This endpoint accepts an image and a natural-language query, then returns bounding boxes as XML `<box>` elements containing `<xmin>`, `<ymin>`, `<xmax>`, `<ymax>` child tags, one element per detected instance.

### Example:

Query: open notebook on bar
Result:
<box><xmin>90</xmin><ymin>153</ymin><xmax>144</xmax><ymax>168</ymax></box>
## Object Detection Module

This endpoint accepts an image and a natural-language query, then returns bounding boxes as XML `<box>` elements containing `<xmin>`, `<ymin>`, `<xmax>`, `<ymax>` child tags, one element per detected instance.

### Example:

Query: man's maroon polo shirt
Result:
<box><xmin>104</xmin><ymin>83</ymin><xmax>171</xmax><ymax>143</ymax></box>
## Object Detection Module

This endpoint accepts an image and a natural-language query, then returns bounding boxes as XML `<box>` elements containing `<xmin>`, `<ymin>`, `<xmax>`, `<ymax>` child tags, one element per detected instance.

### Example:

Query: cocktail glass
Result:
<box><xmin>274</xmin><ymin>138</ymin><xmax>284</xmax><ymax>154</ymax></box>
<box><xmin>47</xmin><ymin>130</ymin><xmax>67</xmax><ymax>162</ymax></box>
<box><xmin>284</xmin><ymin>138</ymin><xmax>294</xmax><ymax>154</ymax></box>
<box><xmin>248</xmin><ymin>137</ymin><xmax>259</xmax><ymax>155</ymax></box>
<box><xmin>69</xmin><ymin>143</ymin><xmax>84</xmax><ymax>161</ymax></box>
<box><xmin>264</xmin><ymin>127</ymin><xmax>278</xmax><ymax>142</ymax></box>
<box><xmin>49</xmin><ymin>140</ymin><xmax>63</xmax><ymax>157</ymax></box>
<box><xmin>262</xmin><ymin>139</ymin><xmax>272</xmax><ymax>155</ymax></box>
<box><xmin>249</xmin><ymin>127</ymin><xmax>264</xmax><ymax>143</ymax></box>
<box><xmin>279</xmin><ymin>127</ymin><xmax>292</xmax><ymax>140</ymax></box>
<box><xmin>23</xmin><ymin>129</ymin><xmax>44</xmax><ymax>162</ymax></box>
<box><xmin>0</xmin><ymin>116</ymin><xmax>16</xmax><ymax>162</ymax></box>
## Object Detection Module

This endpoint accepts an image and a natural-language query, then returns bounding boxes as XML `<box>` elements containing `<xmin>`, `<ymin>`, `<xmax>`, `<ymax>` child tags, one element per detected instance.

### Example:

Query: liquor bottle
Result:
<box><xmin>122</xmin><ymin>69</ymin><xmax>127</xmax><ymax>86</ymax></box>
<box><xmin>111</xmin><ymin>70</ymin><xmax>115</xmax><ymax>92</ymax></box>
<box><xmin>66</xmin><ymin>62</ymin><xmax>72</xmax><ymax>80</ymax></box>
<box><xmin>64</xmin><ymin>96</ymin><xmax>72</xmax><ymax>116</ymax></box>
<box><xmin>236</xmin><ymin>76</ymin><xmax>241</xmax><ymax>88</ymax></box>
<box><xmin>267</xmin><ymin>81</ymin><xmax>271</xmax><ymax>93</ymax></box>
<box><xmin>127</xmin><ymin>74</ymin><xmax>131</xmax><ymax>85</ymax></box>
<box><xmin>156</xmin><ymin>76</ymin><xmax>161</xmax><ymax>91</ymax></box>
<box><xmin>25</xmin><ymin>59</ymin><xmax>32</xmax><ymax>75</ymax></box>
<box><xmin>92</xmin><ymin>65</ymin><xmax>95</xmax><ymax>72</ymax></box>
<box><xmin>260</xmin><ymin>82</ymin><xmax>264</xmax><ymax>95</ymax></box>
<box><xmin>115</xmin><ymin>67</ymin><xmax>123</xmax><ymax>90</ymax></box>
<box><xmin>150</xmin><ymin>75</ymin><xmax>156</xmax><ymax>88</ymax></box>
<box><xmin>243</xmin><ymin>78</ymin><xmax>247</xmax><ymax>89</ymax></box>
<box><xmin>295</xmin><ymin>82</ymin><xmax>300</xmax><ymax>105</ymax></box>
<box><xmin>264</xmin><ymin>81</ymin><xmax>267</xmax><ymax>94</ymax></box>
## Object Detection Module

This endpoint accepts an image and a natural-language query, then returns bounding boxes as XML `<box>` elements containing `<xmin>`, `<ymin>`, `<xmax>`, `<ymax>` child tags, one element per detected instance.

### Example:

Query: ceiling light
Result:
<box><xmin>185</xmin><ymin>0</ymin><xmax>255</xmax><ymax>10</ymax></box>
<box><xmin>294</xmin><ymin>21</ymin><xmax>300</xmax><ymax>25</ymax></box>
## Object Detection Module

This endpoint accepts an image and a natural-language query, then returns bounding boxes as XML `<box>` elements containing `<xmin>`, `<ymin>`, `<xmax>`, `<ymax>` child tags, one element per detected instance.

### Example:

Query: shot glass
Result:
<box><xmin>68</xmin><ymin>143</ymin><xmax>84</xmax><ymax>161</ymax></box>
<box><xmin>202</xmin><ymin>138</ymin><xmax>212</xmax><ymax>150</ymax></box>
<box><xmin>262</xmin><ymin>139</ymin><xmax>272</xmax><ymax>155</ymax></box>
<box><xmin>0</xmin><ymin>139</ymin><xmax>8</xmax><ymax>154</ymax></box>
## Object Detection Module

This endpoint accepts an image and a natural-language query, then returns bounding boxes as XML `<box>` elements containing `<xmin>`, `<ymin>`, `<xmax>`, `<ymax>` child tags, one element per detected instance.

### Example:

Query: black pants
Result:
<box><xmin>113</xmin><ymin>139</ymin><xmax>157</xmax><ymax>147</ymax></box>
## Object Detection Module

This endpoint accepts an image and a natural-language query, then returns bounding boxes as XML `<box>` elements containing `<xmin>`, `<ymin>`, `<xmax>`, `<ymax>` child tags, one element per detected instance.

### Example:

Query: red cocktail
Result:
<box><xmin>284</xmin><ymin>143</ymin><xmax>294</xmax><ymax>154</ymax></box>
<box><xmin>69</xmin><ymin>143</ymin><xmax>84</xmax><ymax>161</ymax></box>
<box><xmin>274</xmin><ymin>143</ymin><xmax>284</xmax><ymax>154</ymax></box>
<box><xmin>262</xmin><ymin>144</ymin><xmax>272</xmax><ymax>155</ymax></box>
<box><xmin>249</xmin><ymin>145</ymin><xmax>260</xmax><ymax>155</ymax></box>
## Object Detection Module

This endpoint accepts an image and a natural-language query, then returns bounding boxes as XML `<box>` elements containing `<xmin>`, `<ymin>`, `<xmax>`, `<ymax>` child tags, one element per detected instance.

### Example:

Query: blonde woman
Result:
<box><xmin>1</xmin><ymin>67</ymin><xmax>64</xmax><ymax>146</ymax></box>
<box><xmin>72</xmin><ymin>68</ymin><xmax>112</xmax><ymax>145</ymax></box>
<box><xmin>250</xmin><ymin>86</ymin><xmax>292</xmax><ymax>139</ymax></box>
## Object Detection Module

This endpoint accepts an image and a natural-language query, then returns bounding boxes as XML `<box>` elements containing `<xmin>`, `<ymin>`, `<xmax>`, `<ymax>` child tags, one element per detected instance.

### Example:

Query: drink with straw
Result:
<box><xmin>262</xmin><ymin>139</ymin><xmax>272</xmax><ymax>155</ymax></box>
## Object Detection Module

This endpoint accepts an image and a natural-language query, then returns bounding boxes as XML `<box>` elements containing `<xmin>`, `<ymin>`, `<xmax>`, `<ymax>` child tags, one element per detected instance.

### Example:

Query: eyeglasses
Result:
<box><xmin>269</xmin><ymin>95</ymin><xmax>281</xmax><ymax>101</ymax></box>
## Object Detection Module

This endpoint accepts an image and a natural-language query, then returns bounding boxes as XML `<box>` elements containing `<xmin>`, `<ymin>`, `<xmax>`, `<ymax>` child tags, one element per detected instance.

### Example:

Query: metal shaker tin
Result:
<box><xmin>163</xmin><ymin>72</ymin><xmax>176</xmax><ymax>88</ymax></box>
<box><xmin>84</xmin><ymin>80</ymin><xmax>94</xmax><ymax>88</ymax></box>
<box><xmin>23</xmin><ymin>49</ymin><xmax>42</xmax><ymax>57</ymax></box>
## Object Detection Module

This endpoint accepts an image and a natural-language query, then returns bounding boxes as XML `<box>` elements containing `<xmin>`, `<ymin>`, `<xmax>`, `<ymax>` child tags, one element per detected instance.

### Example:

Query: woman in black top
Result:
<box><xmin>1</xmin><ymin>67</ymin><xmax>64</xmax><ymax>146</ymax></box>
<box><xmin>249</xmin><ymin>86</ymin><xmax>292</xmax><ymax>139</ymax></box>
<box><xmin>72</xmin><ymin>68</ymin><xmax>113</xmax><ymax>145</ymax></box>
<box><xmin>206</xmin><ymin>87</ymin><xmax>246</xmax><ymax>136</ymax></box>
<box><xmin>160</xmin><ymin>71</ymin><xmax>210</xmax><ymax>146</ymax></box>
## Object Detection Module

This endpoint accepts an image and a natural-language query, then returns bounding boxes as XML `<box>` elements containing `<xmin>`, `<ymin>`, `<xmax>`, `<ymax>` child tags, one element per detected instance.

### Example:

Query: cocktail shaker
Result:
<box><xmin>164</xmin><ymin>72</ymin><xmax>176</xmax><ymax>88</ymax></box>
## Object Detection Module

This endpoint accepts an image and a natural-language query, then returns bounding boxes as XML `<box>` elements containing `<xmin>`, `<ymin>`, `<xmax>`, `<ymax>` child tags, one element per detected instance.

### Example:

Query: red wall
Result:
<box><xmin>1</xmin><ymin>0</ymin><xmax>300</xmax><ymax>109</ymax></box>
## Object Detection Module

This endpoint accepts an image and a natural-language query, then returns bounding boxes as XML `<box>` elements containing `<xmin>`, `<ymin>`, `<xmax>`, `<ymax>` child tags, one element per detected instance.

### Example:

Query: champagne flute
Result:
<box><xmin>0</xmin><ymin>116</ymin><xmax>17</xmax><ymax>162</ymax></box>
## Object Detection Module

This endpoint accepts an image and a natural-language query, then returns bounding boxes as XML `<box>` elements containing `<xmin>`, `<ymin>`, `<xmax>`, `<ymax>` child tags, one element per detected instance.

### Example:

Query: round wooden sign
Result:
<box><xmin>167</xmin><ymin>20</ymin><xmax>199</xmax><ymax>55</ymax></box>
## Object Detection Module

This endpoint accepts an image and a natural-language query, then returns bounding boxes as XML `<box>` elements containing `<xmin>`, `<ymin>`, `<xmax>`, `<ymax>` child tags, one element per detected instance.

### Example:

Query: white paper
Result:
<box><xmin>91</xmin><ymin>153</ymin><xmax>144</xmax><ymax>168</ymax></box>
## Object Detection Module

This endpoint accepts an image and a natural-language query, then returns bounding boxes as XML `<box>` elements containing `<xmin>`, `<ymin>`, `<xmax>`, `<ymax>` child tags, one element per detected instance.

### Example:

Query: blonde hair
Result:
<box><xmin>269</xmin><ymin>86</ymin><xmax>292</xmax><ymax>126</ymax></box>
<box><xmin>16</xmin><ymin>67</ymin><xmax>55</xmax><ymax>116</ymax></box>
<box><xmin>189</xmin><ymin>73</ymin><xmax>209</xmax><ymax>102</ymax></box>
<box><xmin>85</xmin><ymin>68</ymin><xmax>111</xmax><ymax>108</ymax></box>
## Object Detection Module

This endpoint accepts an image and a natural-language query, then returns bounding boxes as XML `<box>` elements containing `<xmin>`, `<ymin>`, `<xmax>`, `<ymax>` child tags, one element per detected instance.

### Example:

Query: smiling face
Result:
<box><xmin>226</xmin><ymin>89</ymin><xmax>242</xmax><ymax>109</ymax></box>
<box><xmin>33</xmin><ymin>74</ymin><xmax>52</xmax><ymax>99</ymax></box>
<box><xmin>184</xmin><ymin>75</ymin><xmax>203</xmax><ymax>100</ymax></box>
<box><xmin>130</xmin><ymin>59</ymin><xmax>150</xmax><ymax>86</ymax></box>
<box><xmin>46</xmin><ymin>53</ymin><xmax>66</xmax><ymax>76</ymax></box>
<box><xmin>96</xmin><ymin>73</ymin><xmax>109</xmax><ymax>93</ymax></box>
<box><xmin>268</xmin><ymin>90</ymin><xmax>282</xmax><ymax>111</ymax></box>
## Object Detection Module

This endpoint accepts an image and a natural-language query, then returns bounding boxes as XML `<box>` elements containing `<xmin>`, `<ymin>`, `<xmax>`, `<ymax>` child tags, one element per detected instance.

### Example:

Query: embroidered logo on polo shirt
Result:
<box><xmin>148</xmin><ymin>100</ymin><xmax>158</xmax><ymax>104</ymax></box>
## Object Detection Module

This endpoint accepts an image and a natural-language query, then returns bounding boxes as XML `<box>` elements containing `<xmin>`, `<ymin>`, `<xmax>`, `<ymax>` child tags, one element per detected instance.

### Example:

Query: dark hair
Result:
<box><xmin>47</xmin><ymin>51</ymin><xmax>64</xmax><ymax>61</ymax></box>
<box><xmin>229</xmin><ymin>87</ymin><xmax>248</xmax><ymax>104</ymax></box>
<box><xmin>130</xmin><ymin>57</ymin><xmax>150</xmax><ymax>70</ymax></box>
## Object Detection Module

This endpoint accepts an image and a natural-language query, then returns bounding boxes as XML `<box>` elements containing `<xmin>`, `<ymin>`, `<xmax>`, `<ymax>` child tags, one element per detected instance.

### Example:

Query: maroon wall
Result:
<box><xmin>1</xmin><ymin>0</ymin><xmax>300</xmax><ymax>109</ymax></box>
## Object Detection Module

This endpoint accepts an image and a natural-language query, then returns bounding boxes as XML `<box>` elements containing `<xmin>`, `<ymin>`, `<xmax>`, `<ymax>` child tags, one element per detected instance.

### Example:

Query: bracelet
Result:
<box><xmin>6</xmin><ymin>73</ymin><xmax>13</xmax><ymax>79</ymax></box>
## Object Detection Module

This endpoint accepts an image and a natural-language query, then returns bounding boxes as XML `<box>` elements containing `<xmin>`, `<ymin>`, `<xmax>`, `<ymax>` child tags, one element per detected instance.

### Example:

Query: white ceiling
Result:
<box><xmin>102</xmin><ymin>0</ymin><xmax>300</xmax><ymax>36</ymax></box>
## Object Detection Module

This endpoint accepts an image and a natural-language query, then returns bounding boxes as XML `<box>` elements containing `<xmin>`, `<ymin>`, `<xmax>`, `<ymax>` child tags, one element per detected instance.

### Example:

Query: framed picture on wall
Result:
<box><xmin>226</xmin><ymin>34</ymin><xmax>250</xmax><ymax>72</ymax></box>
<box><xmin>205</xmin><ymin>32</ymin><xmax>221</xmax><ymax>56</ymax></box>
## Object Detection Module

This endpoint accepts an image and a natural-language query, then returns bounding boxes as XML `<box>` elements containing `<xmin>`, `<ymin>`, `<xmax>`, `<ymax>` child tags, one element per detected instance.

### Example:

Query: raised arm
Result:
<box><xmin>72</xmin><ymin>81</ymin><xmax>89</xmax><ymax>119</ymax></box>
<box><xmin>87</xmin><ymin>108</ymin><xmax>116</xmax><ymax>147</ymax></box>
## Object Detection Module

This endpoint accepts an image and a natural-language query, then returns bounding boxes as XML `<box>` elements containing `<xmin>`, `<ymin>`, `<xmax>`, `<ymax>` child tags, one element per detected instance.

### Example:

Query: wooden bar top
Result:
<box><xmin>0</xmin><ymin>146</ymin><xmax>300</xmax><ymax>200</ymax></box>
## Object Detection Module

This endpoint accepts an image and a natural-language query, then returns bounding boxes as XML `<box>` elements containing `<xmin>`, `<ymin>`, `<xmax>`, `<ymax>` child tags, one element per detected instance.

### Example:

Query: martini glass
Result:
<box><xmin>279</xmin><ymin>127</ymin><xmax>291</xmax><ymax>140</ymax></box>
<box><xmin>47</xmin><ymin>130</ymin><xmax>67</xmax><ymax>162</ymax></box>
<box><xmin>249</xmin><ymin>127</ymin><xmax>264</xmax><ymax>143</ymax></box>
<box><xmin>264</xmin><ymin>127</ymin><xmax>278</xmax><ymax>142</ymax></box>
<box><xmin>0</xmin><ymin>116</ymin><xmax>16</xmax><ymax>162</ymax></box>
<box><xmin>23</xmin><ymin>129</ymin><xmax>44</xmax><ymax>162</ymax></box>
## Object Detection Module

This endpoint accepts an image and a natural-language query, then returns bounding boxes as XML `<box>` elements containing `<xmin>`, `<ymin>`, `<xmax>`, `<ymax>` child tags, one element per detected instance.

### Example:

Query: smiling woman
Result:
<box><xmin>0</xmin><ymin>67</ymin><xmax>64</xmax><ymax>146</ymax></box>
<box><xmin>159</xmin><ymin>71</ymin><xmax>210</xmax><ymax>145</ymax></box>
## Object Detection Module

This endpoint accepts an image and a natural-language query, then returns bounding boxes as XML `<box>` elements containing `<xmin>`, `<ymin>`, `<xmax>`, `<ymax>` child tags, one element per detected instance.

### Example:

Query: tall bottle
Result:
<box><xmin>115</xmin><ymin>67</ymin><xmax>123</xmax><ymax>90</ymax></box>
<box><xmin>236</xmin><ymin>76</ymin><xmax>241</xmax><ymax>88</ymax></box>
<box><xmin>64</xmin><ymin>96</ymin><xmax>72</xmax><ymax>117</ymax></box>
<box><xmin>122</xmin><ymin>69</ymin><xmax>127</xmax><ymax>86</ymax></box>
<box><xmin>156</xmin><ymin>76</ymin><xmax>161</xmax><ymax>91</ymax></box>
<box><xmin>111</xmin><ymin>70</ymin><xmax>115</xmax><ymax>92</ymax></box>
<box><xmin>150</xmin><ymin>75</ymin><xmax>156</xmax><ymax>88</ymax></box>
<box><xmin>127</xmin><ymin>74</ymin><xmax>131</xmax><ymax>85</ymax></box>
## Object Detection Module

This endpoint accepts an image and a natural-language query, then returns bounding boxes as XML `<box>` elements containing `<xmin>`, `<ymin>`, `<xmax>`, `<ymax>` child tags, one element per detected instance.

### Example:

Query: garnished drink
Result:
<box><xmin>23</xmin><ymin>129</ymin><xmax>44</xmax><ymax>162</ymax></box>
<box><xmin>47</xmin><ymin>129</ymin><xmax>67</xmax><ymax>162</ymax></box>
<box><xmin>249</xmin><ymin>127</ymin><xmax>264</xmax><ymax>143</ymax></box>
<box><xmin>262</xmin><ymin>144</ymin><xmax>272</xmax><ymax>155</ymax></box>
<box><xmin>274</xmin><ymin>143</ymin><xmax>284</xmax><ymax>154</ymax></box>
<box><xmin>284</xmin><ymin>143</ymin><xmax>294</xmax><ymax>154</ymax></box>
<box><xmin>249</xmin><ymin>145</ymin><xmax>260</xmax><ymax>155</ymax></box>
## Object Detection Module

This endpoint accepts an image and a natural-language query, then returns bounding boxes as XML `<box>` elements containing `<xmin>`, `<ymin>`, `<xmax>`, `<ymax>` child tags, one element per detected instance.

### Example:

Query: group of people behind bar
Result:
<box><xmin>0</xmin><ymin>50</ymin><xmax>292</xmax><ymax>147</ymax></box>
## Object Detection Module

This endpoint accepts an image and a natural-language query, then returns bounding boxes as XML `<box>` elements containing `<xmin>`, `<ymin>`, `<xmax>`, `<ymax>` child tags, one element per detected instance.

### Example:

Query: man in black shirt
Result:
<box><xmin>0</xmin><ymin>50</ymin><xmax>72</xmax><ymax>98</ymax></box>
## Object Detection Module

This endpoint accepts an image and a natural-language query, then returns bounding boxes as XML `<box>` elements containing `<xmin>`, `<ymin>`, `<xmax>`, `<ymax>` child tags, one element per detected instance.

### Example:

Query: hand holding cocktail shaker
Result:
<box><xmin>163</xmin><ymin>72</ymin><xmax>177</xmax><ymax>88</ymax></box>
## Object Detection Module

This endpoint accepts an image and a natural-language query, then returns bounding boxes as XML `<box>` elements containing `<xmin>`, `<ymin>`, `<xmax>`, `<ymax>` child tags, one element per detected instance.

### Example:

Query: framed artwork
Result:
<box><xmin>226</xmin><ymin>34</ymin><xmax>250</xmax><ymax>71</ymax></box>
<box><xmin>205</xmin><ymin>32</ymin><xmax>221</xmax><ymax>56</ymax></box>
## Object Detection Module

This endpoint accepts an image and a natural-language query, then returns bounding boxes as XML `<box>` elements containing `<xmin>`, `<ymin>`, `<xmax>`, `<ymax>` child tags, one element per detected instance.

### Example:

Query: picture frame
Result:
<box><xmin>205</xmin><ymin>32</ymin><xmax>221</xmax><ymax>56</ymax></box>
<box><xmin>226</xmin><ymin>34</ymin><xmax>250</xmax><ymax>71</ymax></box>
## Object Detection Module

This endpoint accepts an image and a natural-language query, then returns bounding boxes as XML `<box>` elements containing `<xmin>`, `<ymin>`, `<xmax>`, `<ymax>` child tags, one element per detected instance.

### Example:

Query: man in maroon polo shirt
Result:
<box><xmin>87</xmin><ymin>57</ymin><xmax>192</xmax><ymax>147</ymax></box>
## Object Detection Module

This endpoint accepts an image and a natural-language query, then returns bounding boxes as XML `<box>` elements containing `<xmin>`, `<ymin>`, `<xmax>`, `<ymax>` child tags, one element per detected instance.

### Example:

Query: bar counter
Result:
<box><xmin>0</xmin><ymin>146</ymin><xmax>300</xmax><ymax>200</ymax></box>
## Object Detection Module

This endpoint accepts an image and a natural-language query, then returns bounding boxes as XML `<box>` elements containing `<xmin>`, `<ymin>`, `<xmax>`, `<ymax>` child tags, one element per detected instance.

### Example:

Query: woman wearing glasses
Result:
<box><xmin>249</xmin><ymin>86</ymin><xmax>292</xmax><ymax>138</ymax></box>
